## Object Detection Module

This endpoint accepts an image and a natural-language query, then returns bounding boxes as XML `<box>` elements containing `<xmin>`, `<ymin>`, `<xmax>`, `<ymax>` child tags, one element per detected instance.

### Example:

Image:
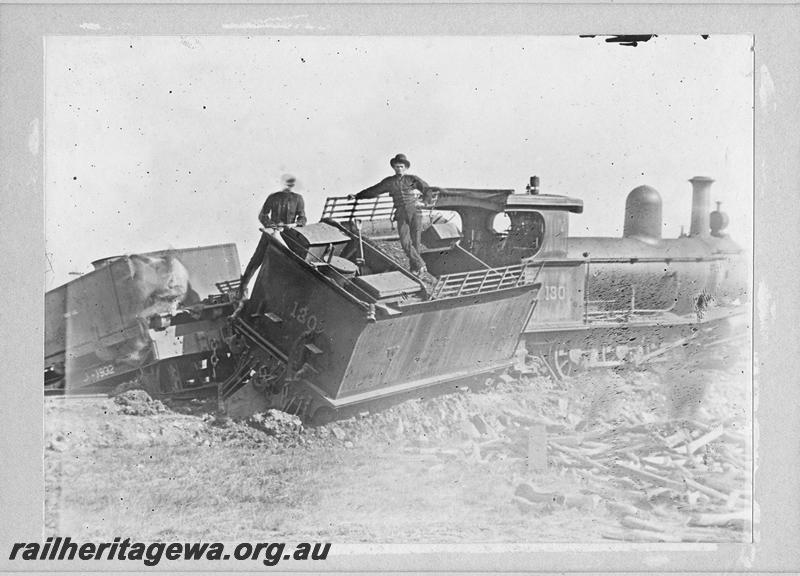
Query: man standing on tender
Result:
<box><xmin>348</xmin><ymin>153</ymin><xmax>437</xmax><ymax>277</ymax></box>
<box><xmin>241</xmin><ymin>173</ymin><xmax>307</xmax><ymax>289</ymax></box>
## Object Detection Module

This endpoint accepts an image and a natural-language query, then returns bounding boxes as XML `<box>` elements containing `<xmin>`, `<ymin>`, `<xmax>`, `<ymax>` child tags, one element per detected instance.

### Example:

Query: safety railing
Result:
<box><xmin>429</xmin><ymin>263</ymin><xmax>533</xmax><ymax>300</ymax></box>
<box><xmin>321</xmin><ymin>196</ymin><xmax>396</xmax><ymax>222</ymax></box>
<box><xmin>215</xmin><ymin>278</ymin><xmax>242</xmax><ymax>295</ymax></box>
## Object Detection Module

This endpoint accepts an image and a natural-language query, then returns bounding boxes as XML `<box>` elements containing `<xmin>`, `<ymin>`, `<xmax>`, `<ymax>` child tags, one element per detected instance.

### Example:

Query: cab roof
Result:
<box><xmin>505</xmin><ymin>194</ymin><xmax>584</xmax><ymax>214</ymax></box>
<box><xmin>436</xmin><ymin>188</ymin><xmax>584</xmax><ymax>214</ymax></box>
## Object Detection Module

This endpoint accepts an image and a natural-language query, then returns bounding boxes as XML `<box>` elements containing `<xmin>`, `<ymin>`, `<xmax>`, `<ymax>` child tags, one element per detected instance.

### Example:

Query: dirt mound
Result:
<box><xmin>198</xmin><ymin>410</ymin><xmax>310</xmax><ymax>449</ymax></box>
<box><xmin>247</xmin><ymin>410</ymin><xmax>303</xmax><ymax>438</ymax></box>
<box><xmin>113</xmin><ymin>389</ymin><xmax>168</xmax><ymax>416</ymax></box>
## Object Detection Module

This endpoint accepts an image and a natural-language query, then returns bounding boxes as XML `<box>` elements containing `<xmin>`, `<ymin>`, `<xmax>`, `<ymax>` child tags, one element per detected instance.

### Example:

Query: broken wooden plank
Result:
<box><xmin>620</xmin><ymin>515</ymin><xmax>670</xmax><ymax>532</ymax></box>
<box><xmin>551</xmin><ymin>443</ymin><xmax>610</xmax><ymax>471</ymax></box>
<box><xmin>606</xmin><ymin>501</ymin><xmax>643</xmax><ymax>517</ymax></box>
<box><xmin>663</xmin><ymin>430</ymin><xmax>690</xmax><ymax>449</ymax></box>
<box><xmin>686</xmin><ymin>426</ymin><xmax>725</xmax><ymax>454</ymax></box>
<box><xmin>616</xmin><ymin>461</ymin><xmax>686</xmax><ymax>491</ymax></box>
<box><xmin>682</xmin><ymin>476</ymin><xmax>729</xmax><ymax>502</ymax></box>
<box><xmin>689</xmin><ymin>510</ymin><xmax>751</xmax><ymax>527</ymax></box>
<box><xmin>693</xmin><ymin>473</ymin><xmax>747</xmax><ymax>495</ymax></box>
<box><xmin>721</xmin><ymin>430</ymin><xmax>748</xmax><ymax>446</ymax></box>
<box><xmin>679</xmin><ymin>528</ymin><xmax>737</xmax><ymax>542</ymax></box>
<box><xmin>601</xmin><ymin>528</ymin><xmax>682</xmax><ymax>542</ymax></box>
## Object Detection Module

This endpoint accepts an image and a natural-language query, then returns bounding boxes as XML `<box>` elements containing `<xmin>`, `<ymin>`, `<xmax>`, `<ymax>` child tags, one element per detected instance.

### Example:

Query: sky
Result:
<box><xmin>45</xmin><ymin>35</ymin><xmax>753</xmax><ymax>289</ymax></box>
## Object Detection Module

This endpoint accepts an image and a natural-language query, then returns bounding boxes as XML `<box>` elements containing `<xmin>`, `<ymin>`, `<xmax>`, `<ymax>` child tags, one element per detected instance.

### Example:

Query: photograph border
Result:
<box><xmin>1</xmin><ymin>1</ymin><xmax>797</xmax><ymax>572</ymax></box>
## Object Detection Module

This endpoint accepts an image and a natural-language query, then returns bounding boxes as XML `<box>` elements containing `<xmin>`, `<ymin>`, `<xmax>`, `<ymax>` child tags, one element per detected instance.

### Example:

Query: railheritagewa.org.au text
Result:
<box><xmin>9</xmin><ymin>537</ymin><xmax>331</xmax><ymax>566</ymax></box>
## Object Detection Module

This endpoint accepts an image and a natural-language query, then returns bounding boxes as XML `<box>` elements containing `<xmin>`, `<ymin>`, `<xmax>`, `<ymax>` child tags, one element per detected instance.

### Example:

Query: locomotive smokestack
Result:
<box><xmin>689</xmin><ymin>176</ymin><xmax>714</xmax><ymax>237</ymax></box>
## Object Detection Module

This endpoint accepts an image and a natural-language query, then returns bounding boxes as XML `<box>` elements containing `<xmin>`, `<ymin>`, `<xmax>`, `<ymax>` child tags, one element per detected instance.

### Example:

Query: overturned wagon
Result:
<box><xmin>45</xmin><ymin>244</ymin><xmax>242</xmax><ymax>395</ymax></box>
<box><xmin>221</xmin><ymin>218</ymin><xmax>540</xmax><ymax>421</ymax></box>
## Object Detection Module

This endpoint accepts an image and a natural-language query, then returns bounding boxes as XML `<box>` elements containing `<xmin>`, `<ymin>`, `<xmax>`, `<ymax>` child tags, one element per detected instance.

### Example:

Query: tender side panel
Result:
<box><xmin>338</xmin><ymin>288</ymin><xmax>536</xmax><ymax>398</ymax></box>
<box><xmin>523</xmin><ymin>262</ymin><xmax>584</xmax><ymax>328</ymax></box>
<box><xmin>244</xmin><ymin>241</ymin><xmax>366</xmax><ymax>399</ymax></box>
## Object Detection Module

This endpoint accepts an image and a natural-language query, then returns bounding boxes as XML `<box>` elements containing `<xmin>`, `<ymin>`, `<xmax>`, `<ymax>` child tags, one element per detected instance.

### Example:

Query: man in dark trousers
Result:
<box><xmin>240</xmin><ymin>174</ymin><xmax>307</xmax><ymax>289</ymax></box>
<box><xmin>349</xmin><ymin>154</ymin><xmax>437</xmax><ymax>276</ymax></box>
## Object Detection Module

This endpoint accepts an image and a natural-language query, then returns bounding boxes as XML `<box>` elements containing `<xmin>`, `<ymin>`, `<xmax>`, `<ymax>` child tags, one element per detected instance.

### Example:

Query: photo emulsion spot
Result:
<box><xmin>43</xmin><ymin>35</ymin><xmax>753</xmax><ymax>544</ymax></box>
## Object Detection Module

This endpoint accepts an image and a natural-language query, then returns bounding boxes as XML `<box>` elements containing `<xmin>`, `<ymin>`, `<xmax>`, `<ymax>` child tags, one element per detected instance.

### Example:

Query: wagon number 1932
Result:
<box><xmin>83</xmin><ymin>364</ymin><xmax>115</xmax><ymax>384</ymax></box>
<box><xmin>542</xmin><ymin>284</ymin><xmax>567</xmax><ymax>301</ymax></box>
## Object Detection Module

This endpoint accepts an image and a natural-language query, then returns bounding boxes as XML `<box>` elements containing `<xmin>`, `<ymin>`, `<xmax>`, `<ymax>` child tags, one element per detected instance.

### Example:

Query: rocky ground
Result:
<box><xmin>44</xmin><ymin>351</ymin><xmax>751</xmax><ymax>543</ymax></box>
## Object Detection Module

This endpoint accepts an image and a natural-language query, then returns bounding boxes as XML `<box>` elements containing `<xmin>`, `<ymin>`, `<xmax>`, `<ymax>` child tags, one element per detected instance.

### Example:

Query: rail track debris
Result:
<box><xmin>307</xmin><ymin>362</ymin><xmax>751</xmax><ymax>542</ymax></box>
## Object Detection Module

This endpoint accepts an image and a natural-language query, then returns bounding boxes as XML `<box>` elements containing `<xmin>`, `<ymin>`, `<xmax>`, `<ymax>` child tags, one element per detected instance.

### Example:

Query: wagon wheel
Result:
<box><xmin>310</xmin><ymin>405</ymin><xmax>336</xmax><ymax>426</ymax></box>
<box><xmin>523</xmin><ymin>353</ymin><xmax>551</xmax><ymax>378</ymax></box>
<box><xmin>547</xmin><ymin>344</ymin><xmax>576</xmax><ymax>380</ymax></box>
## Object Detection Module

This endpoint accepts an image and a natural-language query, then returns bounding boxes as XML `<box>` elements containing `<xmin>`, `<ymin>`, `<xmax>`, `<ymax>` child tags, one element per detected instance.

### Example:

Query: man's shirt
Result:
<box><xmin>355</xmin><ymin>174</ymin><xmax>432</xmax><ymax>216</ymax></box>
<box><xmin>258</xmin><ymin>190</ymin><xmax>307</xmax><ymax>227</ymax></box>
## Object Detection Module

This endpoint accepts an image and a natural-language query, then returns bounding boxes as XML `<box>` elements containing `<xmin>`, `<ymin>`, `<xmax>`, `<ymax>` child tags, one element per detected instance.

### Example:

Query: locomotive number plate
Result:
<box><xmin>542</xmin><ymin>285</ymin><xmax>567</xmax><ymax>301</ymax></box>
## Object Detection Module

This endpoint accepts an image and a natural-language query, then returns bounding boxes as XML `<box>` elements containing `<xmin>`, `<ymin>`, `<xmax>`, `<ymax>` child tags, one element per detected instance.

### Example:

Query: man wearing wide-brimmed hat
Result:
<box><xmin>349</xmin><ymin>154</ymin><xmax>437</xmax><ymax>276</ymax></box>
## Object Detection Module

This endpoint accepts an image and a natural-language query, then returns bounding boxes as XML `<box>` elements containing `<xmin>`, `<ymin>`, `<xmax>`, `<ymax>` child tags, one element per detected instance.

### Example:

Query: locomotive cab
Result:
<box><xmin>502</xmin><ymin>193</ymin><xmax>584</xmax><ymax>259</ymax></box>
<box><xmin>431</xmin><ymin>184</ymin><xmax>584</xmax><ymax>267</ymax></box>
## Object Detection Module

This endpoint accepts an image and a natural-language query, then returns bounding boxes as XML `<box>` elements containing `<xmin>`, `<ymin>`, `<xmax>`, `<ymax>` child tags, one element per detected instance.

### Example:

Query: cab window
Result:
<box><xmin>505</xmin><ymin>211</ymin><xmax>545</xmax><ymax>257</ymax></box>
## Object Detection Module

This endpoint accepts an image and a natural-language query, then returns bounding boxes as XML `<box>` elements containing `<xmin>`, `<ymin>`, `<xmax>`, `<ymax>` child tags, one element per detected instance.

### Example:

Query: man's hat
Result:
<box><xmin>389</xmin><ymin>154</ymin><xmax>410</xmax><ymax>168</ymax></box>
<box><xmin>282</xmin><ymin>173</ymin><xmax>297</xmax><ymax>185</ymax></box>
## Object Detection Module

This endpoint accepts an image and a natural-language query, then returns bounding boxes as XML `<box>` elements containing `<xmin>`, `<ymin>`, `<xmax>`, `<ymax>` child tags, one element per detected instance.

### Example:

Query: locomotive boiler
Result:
<box><xmin>421</xmin><ymin>175</ymin><xmax>748</xmax><ymax>378</ymax></box>
<box><xmin>565</xmin><ymin>177</ymin><xmax>746</xmax><ymax>315</ymax></box>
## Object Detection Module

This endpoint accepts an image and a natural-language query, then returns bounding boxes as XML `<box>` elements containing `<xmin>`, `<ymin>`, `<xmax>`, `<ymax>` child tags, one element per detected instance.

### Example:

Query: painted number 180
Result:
<box><xmin>289</xmin><ymin>300</ymin><xmax>324</xmax><ymax>333</ymax></box>
<box><xmin>542</xmin><ymin>285</ymin><xmax>567</xmax><ymax>301</ymax></box>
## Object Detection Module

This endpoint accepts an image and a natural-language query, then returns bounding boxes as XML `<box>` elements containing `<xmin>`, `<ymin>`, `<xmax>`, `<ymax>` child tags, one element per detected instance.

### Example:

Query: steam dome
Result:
<box><xmin>623</xmin><ymin>185</ymin><xmax>662</xmax><ymax>242</ymax></box>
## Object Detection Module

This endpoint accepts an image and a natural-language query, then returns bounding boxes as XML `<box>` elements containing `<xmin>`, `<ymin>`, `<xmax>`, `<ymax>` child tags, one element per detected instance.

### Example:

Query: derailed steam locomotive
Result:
<box><xmin>421</xmin><ymin>175</ymin><xmax>747</xmax><ymax>379</ymax></box>
<box><xmin>219</xmin><ymin>174</ymin><xmax>746</xmax><ymax>420</ymax></box>
<box><xmin>45</xmin><ymin>174</ymin><xmax>747</xmax><ymax>423</ymax></box>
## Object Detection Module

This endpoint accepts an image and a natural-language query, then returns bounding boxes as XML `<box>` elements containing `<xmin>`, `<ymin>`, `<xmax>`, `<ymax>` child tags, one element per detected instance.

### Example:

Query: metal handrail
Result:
<box><xmin>322</xmin><ymin>195</ymin><xmax>436</xmax><ymax>223</ymax></box>
<box><xmin>430</xmin><ymin>263</ymin><xmax>531</xmax><ymax>300</ymax></box>
<box><xmin>322</xmin><ymin>196</ymin><xmax>396</xmax><ymax>222</ymax></box>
